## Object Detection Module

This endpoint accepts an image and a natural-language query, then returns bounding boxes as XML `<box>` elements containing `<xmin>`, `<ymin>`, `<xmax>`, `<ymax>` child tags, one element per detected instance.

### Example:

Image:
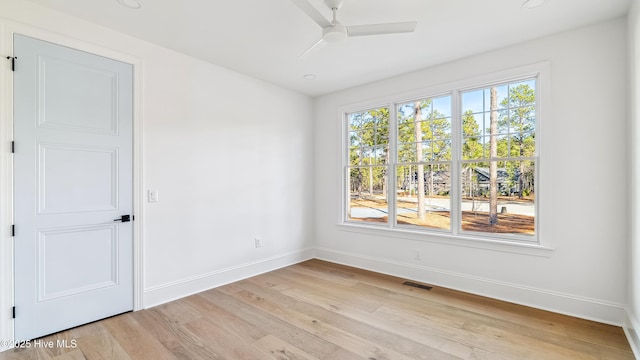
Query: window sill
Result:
<box><xmin>337</xmin><ymin>222</ymin><xmax>555</xmax><ymax>257</ymax></box>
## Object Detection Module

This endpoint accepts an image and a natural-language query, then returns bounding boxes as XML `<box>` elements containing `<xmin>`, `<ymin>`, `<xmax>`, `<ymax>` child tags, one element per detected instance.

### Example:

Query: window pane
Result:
<box><xmin>462</xmin><ymin>136</ymin><xmax>483</xmax><ymax>160</ymax></box>
<box><xmin>484</xmin><ymin>85</ymin><xmax>508</xmax><ymax>110</ymax></box>
<box><xmin>495</xmin><ymin>134</ymin><xmax>509</xmax><ymax>158</ymax></box>
<box><xmin>398</xmin><ymin>142</ymin><xmax>417</xmax><ymax>163</ymax></box>
<box><xmin>372</xmin><ymin>146</ymin><xmax>388</xmax><ymax>164</ymax></box>
<box><xmin>349</xmin><ymin>146</ymin><xmax>361</xmax><ymax>166</ymax></box>
<box><xmin>374</xmin><ymin>125</ymin><xmax>389</xmax><ymax>146</ymax></box>
<box><xmin>432</xmin><ymin>96</ymin><xmax>452</xmax><ymax>118</ymax></box>
<box><xmin>432</xmin><ymin>139</ymin><xmax>451</xmax><ymax>161</ymax></box>
<box><xmin>462</xmin><ymin>89</ymin><xmax>484</xmax><ymax>114</ymax></box>
<box><xmin>463</xmin><ymin>80</ymin><xmax>536</xmax><ymax>159</ymax></box>
<box><xmin>347</xmin><ymin>166</ymin><xmax>388</xmax><ymax>224</ymax></box>
<box><xmin>348</xmin><ymin>108</ymin><xmax>390</xmax><ymax>144</ymax></box>
<box><xmin>507</xmin><ymin>81</ymin><xmax>536</xmax><ymax>108</ymax></box>
<box><xmin>396</xmin><ymin>164</ymin><xmax>450</xmax><ymax>230</ymax></box>
<box><xmin>397</xmin><ymin>96</ymin><xmax>452</xmax><ymax>164</ymax></box>
<box><xmin>348</xmin><ymin>131</ymin><xmax>360</xmax><ymax>147</ymax></box>
<box><xmin>398</xmin><ymin>120</ymin><xmax>415</xmax><ymax>143</ymax></box>
<box><xmin>508</xmin><ymin>107</ymin><xmax>536</xmax><ymax>133</ymax></box>
<box><xmin>460</xmin><ymin>161</ymin><xmax>535</xmax><ymax>236</ymax></box>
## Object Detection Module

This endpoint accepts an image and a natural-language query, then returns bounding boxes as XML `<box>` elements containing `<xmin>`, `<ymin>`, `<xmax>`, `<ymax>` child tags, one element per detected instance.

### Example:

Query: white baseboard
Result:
<box><xmin>143</xmin><ymin>248</ymin><xmax>314</xmax><ymax>308</ymax></box>
<box><xmin>624</xmin><ymin>309</ymin><xmax>640</xmax><ymax>358</ymax></box>
<box><xmin>315</xmin><ymin>247</ymin><xmax>626</xmax><ymax>326</ymax></box>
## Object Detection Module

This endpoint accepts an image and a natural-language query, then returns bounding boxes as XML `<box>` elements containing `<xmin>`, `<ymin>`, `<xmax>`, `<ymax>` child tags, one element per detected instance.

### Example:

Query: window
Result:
<box><xmin>396</xmin><ymin>96</ymin><xmax>452</xmax><ymax>230</ymax></box>
<box><xmin>343</xmin><ymin>75</ymin><xmax>538</xmax><ymax>243</ymax></box>
<box><xmin>460</xmin><ymin>80</ymin><xmax>536</xmax><ymax>237</ymax></box>
<box><xmin>347</xmin><ymin>108</ymin><xmax>390</xmax><ymax>224</ymax></box>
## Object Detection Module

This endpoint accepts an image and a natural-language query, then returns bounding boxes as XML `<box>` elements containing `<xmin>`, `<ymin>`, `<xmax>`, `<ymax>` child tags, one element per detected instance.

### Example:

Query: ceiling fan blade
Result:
<box><xmin>300</xmin><ymin>38</ymin><xmax>327</xmax><ymax>59</ymax></box>
<box><xmin>290</xmin><ymin>0</ymin><xmax>332</xmax><ymax>28</ymax></box>
<box><xmin>346</xmin><ymin>22</ymin><xmax>417</xmax><ymax>37</ymax></box>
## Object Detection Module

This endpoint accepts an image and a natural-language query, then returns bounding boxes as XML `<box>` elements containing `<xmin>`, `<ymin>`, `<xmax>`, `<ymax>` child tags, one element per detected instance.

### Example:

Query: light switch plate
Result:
<box><xmin>148</xmin><ymin>189</ymin><xmax>159</xmax><ymax>202</ymax></box>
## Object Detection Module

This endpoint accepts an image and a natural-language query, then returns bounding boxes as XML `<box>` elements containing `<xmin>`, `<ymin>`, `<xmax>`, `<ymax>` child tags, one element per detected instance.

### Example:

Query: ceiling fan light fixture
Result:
<box><xmin>322</xmin><ymin>23</ymin><xmax>347</xmax><ymax>43</ymax></box>
<box><xmin>522</xmin><ymin>0</ymin><xmax>545</xmax><ymax>9</ymax></box>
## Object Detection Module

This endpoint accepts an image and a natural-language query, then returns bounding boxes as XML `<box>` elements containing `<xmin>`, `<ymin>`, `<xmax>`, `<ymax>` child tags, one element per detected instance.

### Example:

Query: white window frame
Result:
<box><xmin>340</xmin><ymin>63</ymin><xmax>554</xmax><ymax>256</ymax></box>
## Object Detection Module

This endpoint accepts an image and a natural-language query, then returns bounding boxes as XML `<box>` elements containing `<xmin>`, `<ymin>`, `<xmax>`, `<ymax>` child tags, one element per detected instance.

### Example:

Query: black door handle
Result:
<box><xmin>113</xmin><ymin>215</ymin><xmax>131</xmax><ymax>223</ymax></box>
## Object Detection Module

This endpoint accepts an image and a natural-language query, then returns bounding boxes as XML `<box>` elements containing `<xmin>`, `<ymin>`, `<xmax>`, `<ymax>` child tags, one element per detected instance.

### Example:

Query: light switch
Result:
<box><xmin>148</xmin><ymin>189</ymin><xmax>159</xmax><ymax>202</ymax></box>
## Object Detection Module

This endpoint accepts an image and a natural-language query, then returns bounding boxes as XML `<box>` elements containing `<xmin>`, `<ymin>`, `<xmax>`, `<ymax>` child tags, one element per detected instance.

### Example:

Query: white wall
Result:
<box><xmin>626</xmin><ymin>0</ymin><xmax>640</xmax><ymax>355</ymax></box>
<box><xmin>0</xmin><ymin>0</ymin><xmax>314</xmax><ymax>344</ymax></box>
<box><xmin>140</xmin><ymin>47</ymin><xmax>315</xmax><ymax>306</ymax></box>
<box><xmin>314</xmin><ymin>18</ymin><xmax>629</xmax><ymax>325</ymax></box>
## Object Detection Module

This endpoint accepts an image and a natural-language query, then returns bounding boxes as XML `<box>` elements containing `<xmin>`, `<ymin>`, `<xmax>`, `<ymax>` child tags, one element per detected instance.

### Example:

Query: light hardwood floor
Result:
<box><xmin>0</xmin><ymin>259</ymin><xmax>634</xmax><ymax>359</ymax></box>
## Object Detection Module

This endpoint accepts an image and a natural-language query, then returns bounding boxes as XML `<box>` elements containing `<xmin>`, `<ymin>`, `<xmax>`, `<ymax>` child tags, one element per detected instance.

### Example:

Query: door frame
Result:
<box><xmin>0</xmin><ymin>22</ymin><xmax>144</xmax><ymax>347</ymax></box>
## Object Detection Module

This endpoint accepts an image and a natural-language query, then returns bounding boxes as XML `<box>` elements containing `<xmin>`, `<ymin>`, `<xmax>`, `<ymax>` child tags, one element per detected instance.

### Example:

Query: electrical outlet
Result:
<box><xmin>254</xmin><ymin>237</ymin><xmax>262</xmax><ymax>248</ymax></box>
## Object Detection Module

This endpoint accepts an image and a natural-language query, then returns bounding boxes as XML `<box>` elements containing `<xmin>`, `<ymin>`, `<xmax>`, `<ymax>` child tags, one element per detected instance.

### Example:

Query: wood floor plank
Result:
<box><xmin>197</xmin><ymin>289</ymin><xmax>339</xmax><ymax>359</ymax></box>
<box><xmin>49</xmin><ymin>350</ymin><xmax>85</xmax><ymax>360</ymax></box>
<box><xmin>131</xmin><ymin>307</ymin><xmax>220</xmax><ymax>360</ymax></box>
<box><xmin>253</xmin><ymin>335</ymin><xmax>319</xmax><ymax>360</ymax></box>
<box><xmin>0</xmin><ymin>259</ymin><xmax>633</xmax><ymax>360</ymax></box>
<box><xmin>243</xmin><ymin>272</ymin><xmax>466</xmax><ymax>360</ymax></box>
<box><xmin>70</xmin><ymin>325</ymin><xmax>131</xmax><ymax>360</ymax></box>
<box><xmin>181</xmin><ymin>294</ymin><xmax>268</xmax><ymax>342</ymax></box>
<box><xmin>352</xmin><ymin>280</ymin><xmax>624</xmax><ymax>358</ymax></box>
<box><xmin>275</xmin><ymin>266</ymin><xmax>386</xmax><ymax>313</ymax></box>
<box><xmin>218</xmin><ymin>285</ymin><xmax>419</xmax><ymax>360</ymax></box>
<box><xmin>101</xmin><ymin>313</ymin><xmax>175</xmax><ymax>360</ymax></box>
<box><xmin>181</xmin><ymin>316</ymin><xmax>273</xmax><ymax>360</ymax></box>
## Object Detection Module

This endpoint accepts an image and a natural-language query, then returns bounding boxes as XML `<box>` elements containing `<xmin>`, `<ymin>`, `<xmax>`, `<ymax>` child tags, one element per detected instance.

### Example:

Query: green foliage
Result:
<box><xmin>462</xmin><ymin>110</ymin><xmax>483</xmax><ymax>160</ymax></box>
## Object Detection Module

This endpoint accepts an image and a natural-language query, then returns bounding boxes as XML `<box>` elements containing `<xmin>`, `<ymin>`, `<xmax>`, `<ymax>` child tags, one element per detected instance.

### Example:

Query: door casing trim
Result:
<box><xmin>0</xmin><ymin>20</ymin><xmax>144</xmax><ymax>347</ymax></box>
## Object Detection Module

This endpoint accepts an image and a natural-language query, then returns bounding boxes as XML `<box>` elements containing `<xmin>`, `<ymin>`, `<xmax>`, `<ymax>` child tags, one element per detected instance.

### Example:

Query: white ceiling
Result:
<box><xmin>23</xmin><ymin>0</ymin><xmax>631</xmax><ymax>96</ymax></box>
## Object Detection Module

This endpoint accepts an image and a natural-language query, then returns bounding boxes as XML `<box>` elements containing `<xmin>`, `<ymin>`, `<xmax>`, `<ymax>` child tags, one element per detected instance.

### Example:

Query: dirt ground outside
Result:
<box><xmin>348</xmin><ymin>197</ymin><xmax>534</xmax><ymax>235</ymax></box>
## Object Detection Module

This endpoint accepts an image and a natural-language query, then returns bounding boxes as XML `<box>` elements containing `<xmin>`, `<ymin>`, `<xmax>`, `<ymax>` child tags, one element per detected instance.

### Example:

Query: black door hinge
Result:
<box><xmin>11</xmin><ymin>141</ymin><xmax>14</xmax><ymax>153</ymax></box>
<box><xmin>11</xmin><ymin>225</ymin><xmax>14</xmax><ymax>237</ymax></box>
<box><xmin>6</xmin><ymin>56</ymin><xmax>16</xmax><ymax>71</ymax></box>
<box><xmin>12</xmin><ymin>307</ymin><xmax>15</xmax><ymax>319</ymax></box>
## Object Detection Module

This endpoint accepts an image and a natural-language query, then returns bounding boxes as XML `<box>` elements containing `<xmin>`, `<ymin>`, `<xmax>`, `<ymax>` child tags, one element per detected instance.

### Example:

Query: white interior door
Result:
<box><xmin>13</xmin><ymin>34</ymin><xmax>133</xmax><ymax>341</ymax></box>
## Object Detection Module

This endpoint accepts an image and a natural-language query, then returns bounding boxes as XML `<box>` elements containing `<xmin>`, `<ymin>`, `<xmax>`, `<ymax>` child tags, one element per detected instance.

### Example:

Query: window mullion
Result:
<box><xmin>388</xmin><ymin>104</ymin><xmax>398</xmax><ymax>229</ymax></box>
<box><xmin>450</xmin><ymin>91</ymin><xmax>461</xmax><ymax>236</ymax></box>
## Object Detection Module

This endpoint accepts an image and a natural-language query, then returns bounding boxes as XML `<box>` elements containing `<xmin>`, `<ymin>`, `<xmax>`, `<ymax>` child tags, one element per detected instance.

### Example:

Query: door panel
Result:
<box><xmin>37</xmin><ymin>55</ymin><xmax>120</xmax><ymax>135</ymax></box>
<box><xmin>38</xmin><ymin>144</ymin><xmax>118</xmax><ymax>214</ymax></box>
<box><xmin>37</xmin><ymin>225</ymin><xmax>119</xmax><ymax>301</ymax></box>
<box><xmin>14</xmin><ymin>34</ymin><xmax>133</xmax><ymax>341</ymax></box>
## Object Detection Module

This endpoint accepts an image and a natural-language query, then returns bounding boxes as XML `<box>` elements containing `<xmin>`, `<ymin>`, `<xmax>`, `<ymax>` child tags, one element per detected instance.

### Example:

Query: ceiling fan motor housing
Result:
<box><xmin>323</xmin><ymin>22</ymin><xmax>347</xmax><ymax>42</ymax></box>
<box><xmin>324</xmin><ymin>0</ymin><xmax>344</xmax><ymax>10</ymax></box>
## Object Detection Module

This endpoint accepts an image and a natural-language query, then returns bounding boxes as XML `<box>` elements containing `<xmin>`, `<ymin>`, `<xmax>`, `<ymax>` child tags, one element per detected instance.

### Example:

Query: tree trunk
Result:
<box><xmin>414</xmin><ymin>102</ymin><xmax>425</xmax><ymax>220</ymax></box>
<box><xmin>489</xmin><ymin>87</ymin><xmax>498</xmax><ymax>225</ymax></box>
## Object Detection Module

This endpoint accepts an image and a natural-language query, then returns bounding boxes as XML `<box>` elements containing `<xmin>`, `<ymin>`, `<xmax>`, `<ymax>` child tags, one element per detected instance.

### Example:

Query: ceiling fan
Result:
<box><xmin>291</xmin><ymin>0</ymin><xmax>417</xmax><ymax>58</ymax></box>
